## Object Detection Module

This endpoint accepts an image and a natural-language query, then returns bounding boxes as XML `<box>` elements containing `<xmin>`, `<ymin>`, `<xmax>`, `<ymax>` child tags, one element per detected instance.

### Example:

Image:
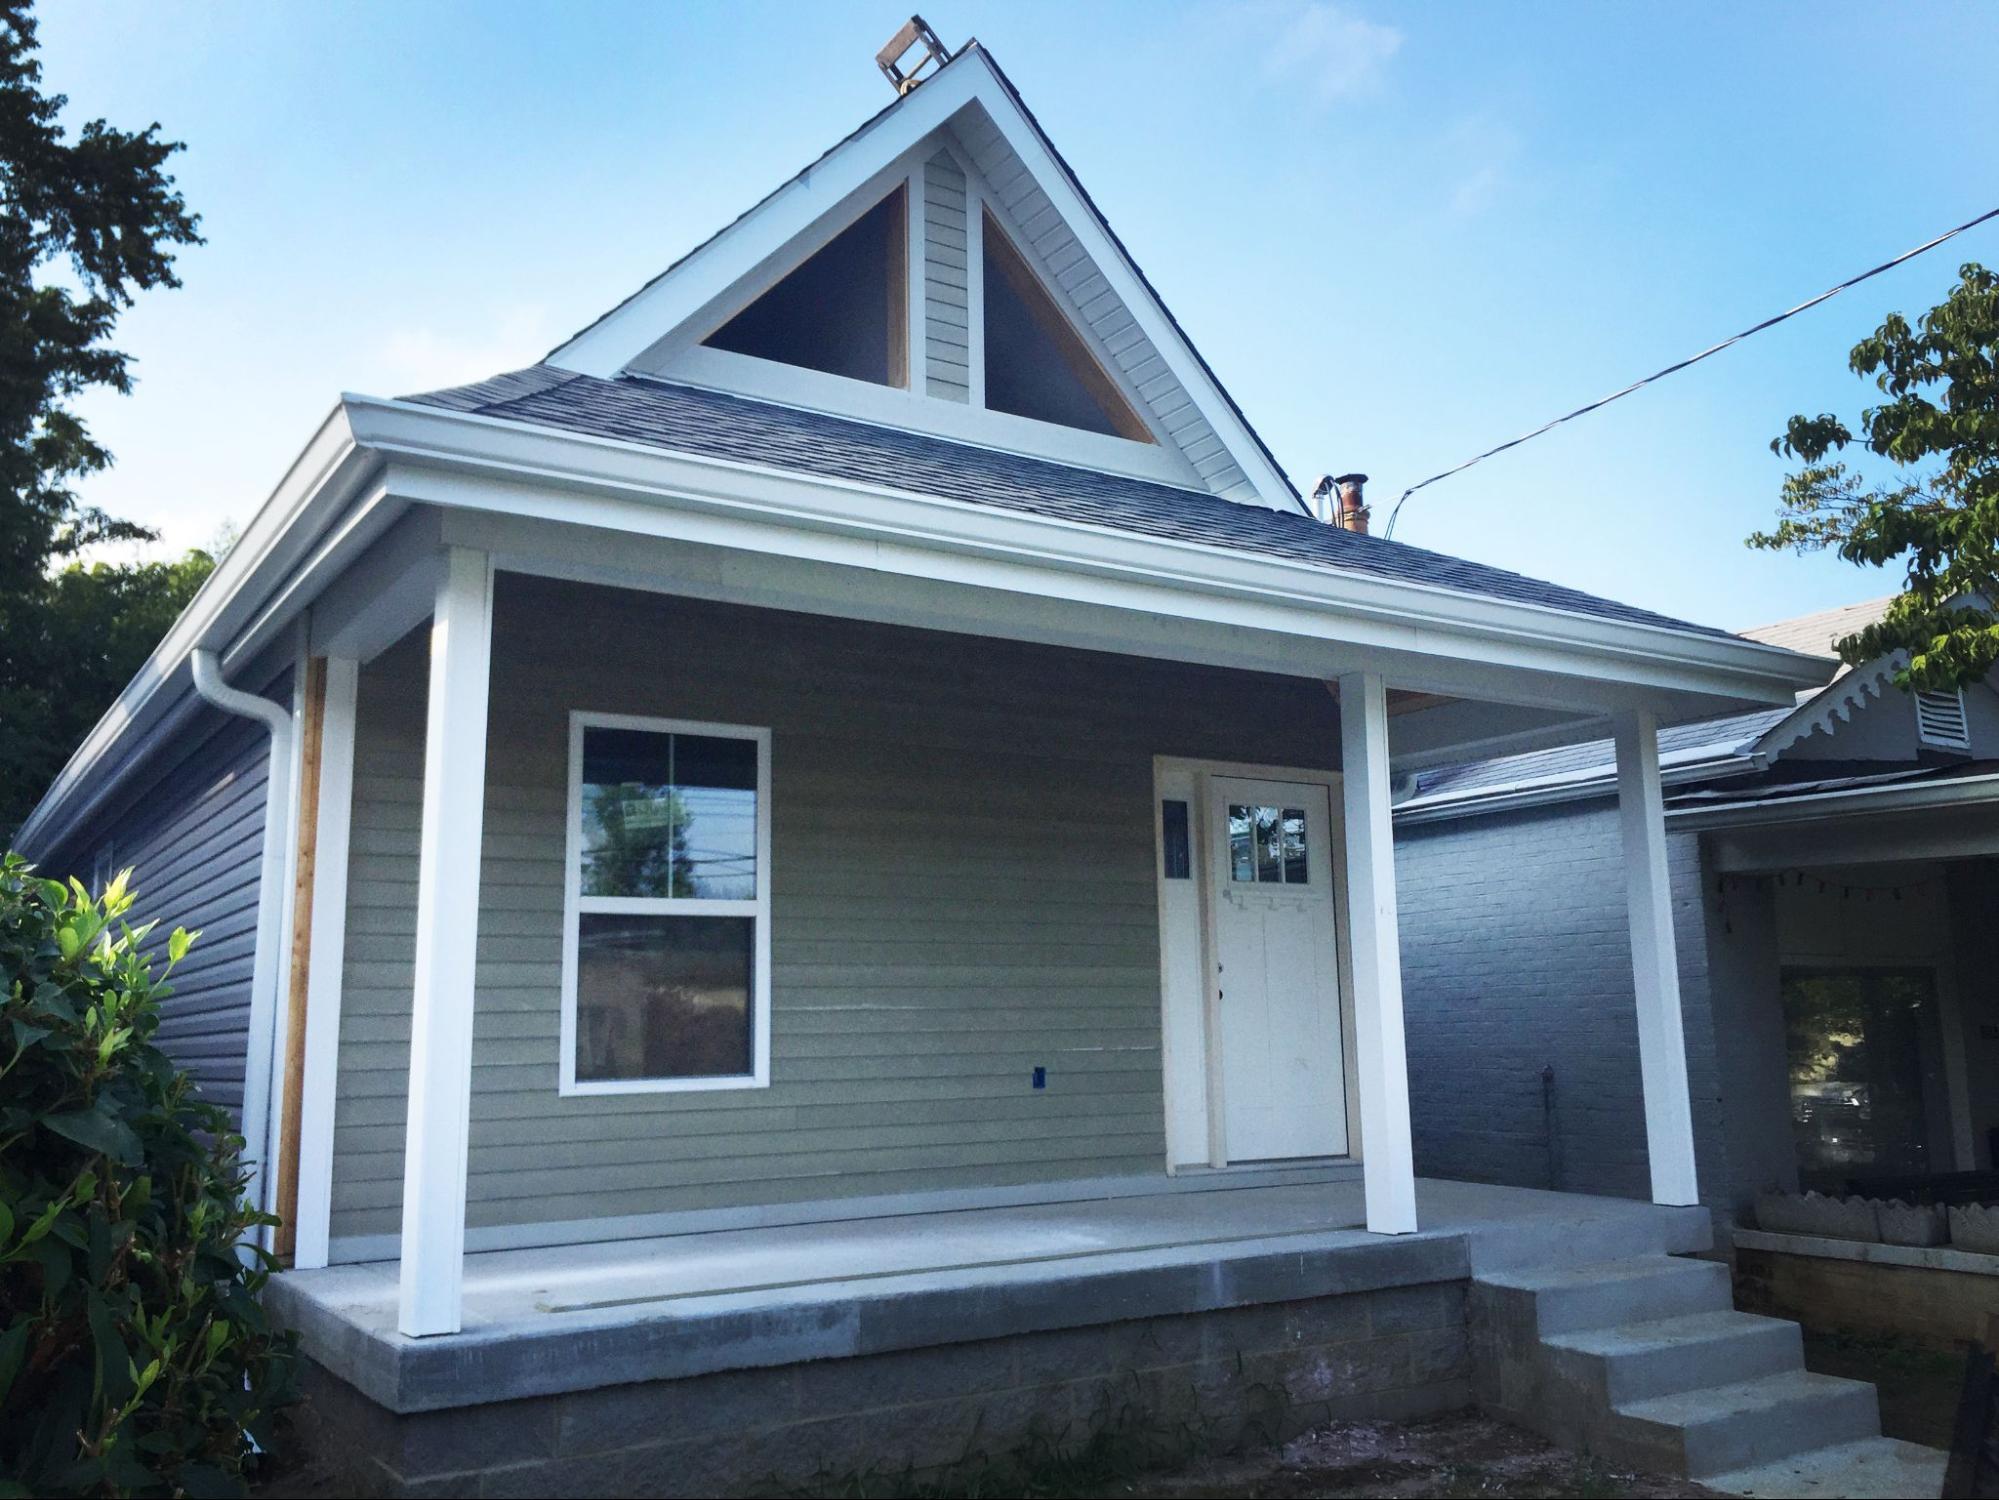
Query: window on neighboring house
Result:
<box><xmin>1915</xmin><ymin>688</ymin><xmax>1971</xmax><ymax>751</ymax></box>
<box><xmin>1783</xmin><ymin>966</ymin><xmax>1951</xmax><ymax>1193</ymax></box>
<box><xmin>703</xmin><ymin>184</ymin><xmax>908</xmax><ymax>387</ymax></box>
<box><xmin>89</xmin><ymin>841</ymin><xmax>117</xmax><ymax>895</ymax></box>
<box><xmin>981</xmin><ymin>209</ymin><xmax>1153</xmax><ymax>442</ymax></box>
<box><xmin>561</xmin><ymin>714</ymin><xmax>772</xmax><ymax>1094</ymax></box>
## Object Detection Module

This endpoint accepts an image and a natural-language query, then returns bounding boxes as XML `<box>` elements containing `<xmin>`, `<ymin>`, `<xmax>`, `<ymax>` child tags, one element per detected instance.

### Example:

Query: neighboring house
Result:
<box><xmin>1398</xmin><ymin>595</ymin><xmax>1999</xmax><ymax>1225</ymax></box>
<box><xmin>19</xmin><ymin>33</ymin><xmax>1909</xmax><ymax>1497</ymax></box>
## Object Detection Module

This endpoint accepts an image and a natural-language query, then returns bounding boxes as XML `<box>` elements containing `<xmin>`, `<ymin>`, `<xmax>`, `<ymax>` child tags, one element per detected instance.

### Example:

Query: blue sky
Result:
<box><xmin>39</xmin><ymin>1</ymin><xmax>1999</xmax><ymax>631</ymax></box>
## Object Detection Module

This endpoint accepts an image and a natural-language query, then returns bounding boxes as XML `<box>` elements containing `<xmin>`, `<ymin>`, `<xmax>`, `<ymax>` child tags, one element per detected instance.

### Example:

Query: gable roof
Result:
<box><xmin>539</xmin><ymin>41</ymin><xmax>1301</xmax><ymax>512</ymax></box>
<box><xmin>406</xmin><ymin>365</ymin><xmax>1740</xmax><ymax>640</ymax></box>
<box><xmin>1739</xmin><ymin>595</ymin><xmax>1893</xmax><ymax>664</ymax></box>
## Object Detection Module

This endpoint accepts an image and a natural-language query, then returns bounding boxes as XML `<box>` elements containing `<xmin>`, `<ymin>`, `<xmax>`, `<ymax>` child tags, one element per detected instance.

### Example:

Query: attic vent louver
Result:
<box><xmin>1915</xmin><ymin>687</ymin><xmax>1971</xmax><ymax>750</ymax></box>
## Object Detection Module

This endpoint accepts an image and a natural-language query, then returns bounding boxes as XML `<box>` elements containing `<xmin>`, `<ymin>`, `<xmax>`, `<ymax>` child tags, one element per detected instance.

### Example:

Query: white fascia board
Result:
<box><xmin>1668</xmin><ymin>770</ymin><xmax>1999</xmax><ymax>831</ymax></box>
<box><xmin>544</xmin><ymin>50</ymin><xmax>1299</xmax><ymax>513</ymax></box>
<box><xmin>343</xmin><ymin>394</ymin><xmax>1828</xmax><ymax>708</ymax></box>
<box><xmin>13</xmin><ymin>407</ymin><xmax>381</xmax><ymax>857</ymax></box>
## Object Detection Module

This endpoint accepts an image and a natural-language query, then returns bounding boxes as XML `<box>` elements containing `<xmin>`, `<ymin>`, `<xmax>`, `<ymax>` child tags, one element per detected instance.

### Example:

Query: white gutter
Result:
<box><xmin>189</xmin><ymin>648</ymin><xmax>292</xmax><ymax>1231</ymax></box>
<box><xmin>1667</xmin><ymin>768</ymin><xmax>1999</xmax><ymax>830</ymax></box>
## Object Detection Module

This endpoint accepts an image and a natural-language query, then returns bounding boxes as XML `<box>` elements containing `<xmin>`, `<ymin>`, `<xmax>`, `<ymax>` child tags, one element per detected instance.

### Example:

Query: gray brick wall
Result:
<box><xmin>1395</xmin><ymin>800</ymin><xmax>1732</xmax><ymax>1212</ymax></box>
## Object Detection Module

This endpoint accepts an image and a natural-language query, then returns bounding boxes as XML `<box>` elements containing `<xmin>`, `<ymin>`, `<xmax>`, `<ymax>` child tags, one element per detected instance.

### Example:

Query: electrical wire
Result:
<box><xmin>1381</xmin><ymin>203</ymin><xmax>1999</xmax><ymax>540</ymax></box>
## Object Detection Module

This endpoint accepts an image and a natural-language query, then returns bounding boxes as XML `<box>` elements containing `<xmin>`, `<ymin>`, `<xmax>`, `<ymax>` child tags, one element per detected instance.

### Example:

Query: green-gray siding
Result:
<box><xmin>328</xmin><ymin>575</ymin><xmax>1340</xmax><ymax>1245</ymax></box>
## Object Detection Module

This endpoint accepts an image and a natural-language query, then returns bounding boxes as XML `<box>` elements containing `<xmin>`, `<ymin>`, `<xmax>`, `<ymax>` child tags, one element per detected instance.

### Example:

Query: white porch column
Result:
<box><xmin>1338</xmin><ymin>671</ymin><xmax>1418</xmax><ymax>1234</ymax></box>
<box><xmin>1613</xmin><ymin>707</ymin><xmax>1700</xmax><ymax>1207</ymax></box>
<box><xmin>397</xmin><ymin>549</ymin><xmax>494</xmax><ymax>1337</ymax></box>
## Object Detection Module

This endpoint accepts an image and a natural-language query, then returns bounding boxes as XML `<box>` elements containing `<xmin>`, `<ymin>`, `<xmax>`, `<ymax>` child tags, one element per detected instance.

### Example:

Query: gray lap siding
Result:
<box><xmin>38</xmin><ymin>702</ymin><xmax>280</xmax><ymax>1127</ymax></box>
<box><xmin>1394</xmin><ymin>801</ymin><xmax>1731</xmax><ymax>1212</ymax></box>
<box><xmin>327</xmin><ymin>574</ymin><xmax>1343</xmax><ymax>1246</ymax></box>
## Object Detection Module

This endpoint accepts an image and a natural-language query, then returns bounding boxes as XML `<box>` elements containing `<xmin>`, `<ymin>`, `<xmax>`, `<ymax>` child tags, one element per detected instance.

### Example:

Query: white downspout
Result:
<box><xmin>189</xmin><ymin>648</ymin><xmax>294</xmax><ymax>1235</ymax></box>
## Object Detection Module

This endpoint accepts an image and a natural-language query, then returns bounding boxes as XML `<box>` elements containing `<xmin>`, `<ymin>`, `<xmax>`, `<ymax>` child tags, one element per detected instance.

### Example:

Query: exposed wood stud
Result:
<box><xmin>271</xmin><ymin>656</ymin><xmax>328</xmax><ymax>1263</ymax></box>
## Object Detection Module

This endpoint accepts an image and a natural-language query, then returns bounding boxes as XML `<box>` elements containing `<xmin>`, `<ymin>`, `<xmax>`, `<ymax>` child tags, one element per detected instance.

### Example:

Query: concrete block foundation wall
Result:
<box><xmin>290</xmin><ymin>1282</ymin><xmax>1471</xmax><ymax>1498</ymax></box>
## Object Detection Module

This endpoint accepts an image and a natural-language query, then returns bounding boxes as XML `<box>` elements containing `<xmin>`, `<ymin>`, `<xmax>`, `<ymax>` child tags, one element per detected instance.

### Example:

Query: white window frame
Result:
<box><xmin>559</xmin><ymin>710</ymin><xmax>773</xmax><ymax>1096</ymax></box>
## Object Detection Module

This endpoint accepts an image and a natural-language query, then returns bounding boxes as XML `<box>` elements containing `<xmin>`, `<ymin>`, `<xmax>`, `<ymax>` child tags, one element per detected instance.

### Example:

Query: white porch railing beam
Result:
<box><xmin>1613</xmin><ymin>707</ymin><xmax>1700</xmax><ymax>1207</ymax></box>
<box><xmin>397</xmin><ymin>548</ymin><xmax>494</xmax><ymax>1337</ymax></box>
<box><xmin>1338</xmin><ymin>670</ymin><xmax>1418</xmax><ymax>1235</ymax></box>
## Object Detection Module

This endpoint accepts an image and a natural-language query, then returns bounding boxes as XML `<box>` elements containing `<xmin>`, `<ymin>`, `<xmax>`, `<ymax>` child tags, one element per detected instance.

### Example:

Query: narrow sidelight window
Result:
<box><xmin>561</xmin><ymin>713</ymin><xmax>772</xmax><ymax>1094</ymax></box>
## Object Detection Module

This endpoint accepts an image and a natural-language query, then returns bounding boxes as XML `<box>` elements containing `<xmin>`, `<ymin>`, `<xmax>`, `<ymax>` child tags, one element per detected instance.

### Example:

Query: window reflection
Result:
<box><xmin>576</xmin><ymin>914</ymin><xmax>753</xmax><ymax>1081</ymax></box>
<box><xmin>1229</xmin><ymin>804</ymin><xmax>1310</xmax><ymax>884</ymax></box>
<box><xmin>581</xmin><ymin>729</ymin><xmax>756</xmax><ymax>900</ymax></box>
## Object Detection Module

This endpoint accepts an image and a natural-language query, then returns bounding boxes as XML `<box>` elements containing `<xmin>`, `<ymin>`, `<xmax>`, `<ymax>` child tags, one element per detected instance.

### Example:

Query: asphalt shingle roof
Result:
<box><xmin>404</xmin><ymin>366</ymin><xmax>1736</xmax><ymax>641</ymax></box>
<box><xmin>1410</xmin><ymin>706</ymin><xmax>1791</xmax><ymax>802</ymax></box>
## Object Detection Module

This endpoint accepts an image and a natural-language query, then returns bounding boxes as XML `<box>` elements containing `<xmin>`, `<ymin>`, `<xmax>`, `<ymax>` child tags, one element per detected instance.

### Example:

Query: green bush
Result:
<box><xmin>0</xmin><ymin>855</ymin><xmax>297</xmax><ymax>1497</ymax></box>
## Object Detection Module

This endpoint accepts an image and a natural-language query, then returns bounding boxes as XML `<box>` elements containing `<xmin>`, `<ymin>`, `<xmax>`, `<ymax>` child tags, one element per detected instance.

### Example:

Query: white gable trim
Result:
<box><xmin>544</xmin><ymin>48</ymin><xmax>1298</xmax><ymax>511</ymax></box>
<box><xmin>1750</xmin><ymin>653</ymin><xmax>1902</xmax><ymax>759</ymax></box>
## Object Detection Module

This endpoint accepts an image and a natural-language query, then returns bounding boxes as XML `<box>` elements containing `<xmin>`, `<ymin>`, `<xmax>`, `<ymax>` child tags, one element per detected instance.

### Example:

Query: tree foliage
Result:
<box><xmin>1750</xmin><ymin>262</ymin><xmax>1999</xmax><ymax>688</ymax></box>
<box><xmin>0</xmin><ymin>857</ymin><xmax>297</xmax><ymax>1496</ymax></box>
<box><xmin>0</xmin><ymin>549</ymin><xmax>216</xmax><ymax>835</ymax></box>
<box><xmin>0</xmin><ymin>1</ymin><xmax>206</xmax><ymax>835</ymax></box>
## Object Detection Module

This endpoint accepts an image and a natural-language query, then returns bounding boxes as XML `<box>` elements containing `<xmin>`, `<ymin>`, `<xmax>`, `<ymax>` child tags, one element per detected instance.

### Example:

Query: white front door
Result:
<box><xmin>1208</xmin><ymin>777</ymin><xmax>1348</xmax><ymax>1161</ymax></box>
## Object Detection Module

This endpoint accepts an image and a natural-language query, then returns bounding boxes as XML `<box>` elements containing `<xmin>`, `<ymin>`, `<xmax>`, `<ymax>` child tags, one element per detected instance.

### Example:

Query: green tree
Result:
<box><xmin>1750</xmin><ymin>262</ymin><xmax>1999</xmax><ymax>688</ymax></box>
<box><xmin>0</xmin><ymin>0</ymin><xmax>204</xmax><ymax>833</ymax></box>
<box><xmin>1</xmin><ymin>548</ymin><xmax>217</xmax><ymax>833</ymax></box>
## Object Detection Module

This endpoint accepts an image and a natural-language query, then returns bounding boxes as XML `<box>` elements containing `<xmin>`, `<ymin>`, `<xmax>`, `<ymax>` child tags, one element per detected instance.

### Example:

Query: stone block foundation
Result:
<box><xmin>287</xmin><ymin>1282</ymin><xmax>1473</xmax><ymax>1497</ymax></box>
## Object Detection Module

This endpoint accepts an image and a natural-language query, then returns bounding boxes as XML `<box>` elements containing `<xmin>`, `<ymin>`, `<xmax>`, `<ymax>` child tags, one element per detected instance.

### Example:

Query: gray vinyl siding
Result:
<box><xmin>1395</xmin><ymin>801</ymin><xmax>1733</xmax><ymax>1214</ymax></box>
<box><xmin>922</xmin><ymin>151</ymin><xmax>971</xmax><ymax>403</ymax></box>
<box><xmin>328</xmin><ymin>574</ymin><xmax>1342</xmax><ymax>1244</ymax></box>
<box><xmin>945</xmin><ymin>113</ymin><xmax>1256</xmax><ymax>501</ymax></box>
<box><xmin>42</xmin><ymin>701</ymin><xmax>280</xmax><ymax>1127</ymax></box>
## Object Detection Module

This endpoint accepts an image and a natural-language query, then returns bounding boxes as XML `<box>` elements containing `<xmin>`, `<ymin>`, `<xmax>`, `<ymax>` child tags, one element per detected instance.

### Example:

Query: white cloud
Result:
<box><xmin>1441</xmin><ymin>117</ymin><xmax>1521</xmax><ymax>219</ymax></box>
<box><xmin>370</xmin><ymin>303</ymin><xmax>558</xmax><ymax>395</ymax></box>
<box><xmin>1260</xmin><ymin>2</ymin><xmax>1403</xmax><ymax>107</ymax></box>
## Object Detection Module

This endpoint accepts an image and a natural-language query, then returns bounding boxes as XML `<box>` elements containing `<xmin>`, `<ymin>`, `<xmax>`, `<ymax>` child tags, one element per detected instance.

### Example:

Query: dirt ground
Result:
<box><xmin>252</xmin><ymin>1409</ymin><xmax>1719</xmax><ymax>1499</ymax></box>
<box><xmin>1096</xmin><ymin>1412</ymin><xmax>1718</xmax><ymax>1500</ymax></box>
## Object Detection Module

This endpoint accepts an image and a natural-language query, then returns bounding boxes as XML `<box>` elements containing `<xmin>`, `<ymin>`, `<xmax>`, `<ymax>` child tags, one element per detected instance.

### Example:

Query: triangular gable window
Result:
<box><xmin>981</xmin><ymin>210</ymin><xmax>1151</xmax><ymax>443</ymax></box>
<box><xmin>704</xmin><ymin>185</ymin><xmax>908</xmax><ymax>387</ymax></box>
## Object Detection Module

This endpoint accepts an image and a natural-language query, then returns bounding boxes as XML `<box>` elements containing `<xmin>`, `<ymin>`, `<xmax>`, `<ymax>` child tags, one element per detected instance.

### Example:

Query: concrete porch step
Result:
<box><xmin>1609</xmin><ymin>1369</ymin><xmax>1882</xmax><ymax>1478</ymax></box>
<box><xmin>1702</xmin><ymin>1435</ymin><xmax>1949</xmax><ymax>1498</ymax></box>
<box><xmin>1475</xmin><ymin>1253</ymin><xmax>1733</xmax><ymax>1336</ymax></box>
<box><xmin>1541</xmin><ymin>1309</ymin><xmax>1803</xmax><ymax>1404</ymax></box>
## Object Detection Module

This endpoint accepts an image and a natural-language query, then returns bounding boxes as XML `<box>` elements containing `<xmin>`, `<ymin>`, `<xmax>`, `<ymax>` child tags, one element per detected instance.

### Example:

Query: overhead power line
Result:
<box><xmin>1381</xmin><ymin>203</ymin><xmax>1999</xmax><ymax>540</ymax></box>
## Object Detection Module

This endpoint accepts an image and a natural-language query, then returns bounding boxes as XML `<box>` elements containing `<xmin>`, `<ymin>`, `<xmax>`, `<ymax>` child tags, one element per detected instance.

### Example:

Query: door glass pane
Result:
<box><xmin>1255</xmin><ymin>806</ymin><xmax>1281</xmax><ymax>882</ymax></box>
<box><xmin>1783</xmin><ymin>968</ymin><xmax>1946</xmax><ymax>1193</ymax></box>
<box><xmin>1229</xmin><ymin>805</ymin><xmax>1255</xmax><ymax>881</ymax></box>
<box><xmin>580</xmin><ymin>728</ymin><xmax>757</xmax><ymax>899</ymax></box>
<box><xmin>576</xmin><ymin>914</ymin><xmax>754</xmax><ymax>1081</ymax></box>
<box><xmin>1282</xmin><ymin>808</ymin><xmax>1308</xmax><ymax>883</ymax></box>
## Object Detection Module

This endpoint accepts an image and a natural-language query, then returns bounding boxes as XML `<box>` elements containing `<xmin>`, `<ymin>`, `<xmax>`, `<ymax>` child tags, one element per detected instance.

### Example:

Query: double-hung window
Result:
<box><xmin>560</xmin><ymin>713</ymin><xmax>772</xmax><ymax>1094</ymax></box>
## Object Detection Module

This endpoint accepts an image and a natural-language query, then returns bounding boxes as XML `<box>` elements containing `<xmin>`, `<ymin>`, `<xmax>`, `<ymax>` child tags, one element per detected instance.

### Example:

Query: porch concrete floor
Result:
<box><xmin>269</xmin><ymin>1177</ymin><xmax>1709</xmax><ymax>1414</ymax></box>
